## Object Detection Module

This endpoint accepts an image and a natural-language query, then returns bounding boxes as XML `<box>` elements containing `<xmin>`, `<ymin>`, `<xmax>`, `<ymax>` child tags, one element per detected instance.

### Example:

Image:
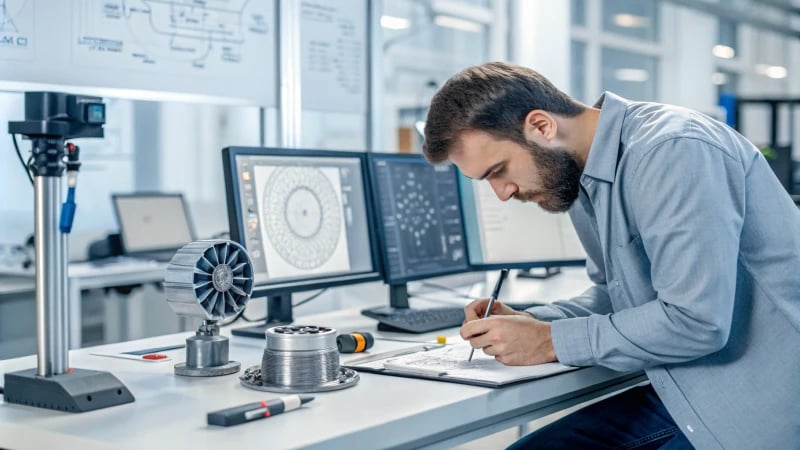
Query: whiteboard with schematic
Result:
<box><xmin>0</xmin><ymin>0</ymin><xmax>277</xmax><ymax>106</ymax></box>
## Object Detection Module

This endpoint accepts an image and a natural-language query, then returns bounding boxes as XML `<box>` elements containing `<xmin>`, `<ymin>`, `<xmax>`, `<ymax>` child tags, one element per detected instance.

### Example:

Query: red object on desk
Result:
<box><xmin>142</xmin><ymin>354</ymin><xmax>168</xmax><ymax>360</ymax></box>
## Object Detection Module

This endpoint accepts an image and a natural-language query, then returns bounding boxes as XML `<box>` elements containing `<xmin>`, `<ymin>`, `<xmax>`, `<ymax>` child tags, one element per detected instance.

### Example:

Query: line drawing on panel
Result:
<box><xmin>0</xmin><ymin>0</ymin><xmax>25</xmax><ymax>33</ymax></box>
<box><xmin>75</xmin><ymin>0</ymin><xmax>269</xmax><ymax>68</ymax></box>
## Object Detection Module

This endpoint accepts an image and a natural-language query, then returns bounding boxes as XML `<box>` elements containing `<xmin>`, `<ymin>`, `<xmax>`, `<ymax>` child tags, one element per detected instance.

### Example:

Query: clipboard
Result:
<box><xmin>344</xmin><ymin>341</ymin><xmax>578</xmax><ymax>388</ymax></box>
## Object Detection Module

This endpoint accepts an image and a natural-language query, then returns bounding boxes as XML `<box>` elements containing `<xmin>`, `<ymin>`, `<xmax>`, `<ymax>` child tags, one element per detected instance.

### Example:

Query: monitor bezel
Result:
<box><xmin>111</xmin><ymin>191</ymin><xmax>196</xmax><ymax>255</ymax></box>
<box><xmin>368</xmin><ymin>152</ymin><xmax>472</xmax><ymax>285</ymax></box>
<box><xmin>456</xmin><ymin>174</ymin><xmax>587</xmax><ymax>271</ymax></box>
<box><xmin>222</xmin><ymin>146</ymin><xmax>383</xmax><ymax>298</ymax></box>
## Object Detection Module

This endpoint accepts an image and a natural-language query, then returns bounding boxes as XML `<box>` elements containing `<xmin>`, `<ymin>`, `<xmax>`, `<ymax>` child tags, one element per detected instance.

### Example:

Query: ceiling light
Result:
<box><xmin>433</xmin><ymin>15</ymin><xmax>483</xmax><ymax>33</ymax></box>
<box><xmin>614</xmin><ymin>69</ymin><xmax>649</xmax><ymax>82</ymax></box>
<box><xmin>613</xmin><ymin>14</ymin><xmax>650</xmax><ymax>28</ymax></box>
<box><xmin>381</xmin><ymin>15</ymin><xmax>411</xmax><ymax>30</ymax></box>
<box><xmin>712</xmin><ymin>45</ymin><xmax>736</xmax><ymax>59</ymax></box>
<box><xmin>756</xmin><ymin>64</ymin><xmax>788</xmax><ymax>79</ymax></box>
<box><xmin>765</xmin><ymin>65</ymin><xmax>788</xmax><ymax>79</ymax></box>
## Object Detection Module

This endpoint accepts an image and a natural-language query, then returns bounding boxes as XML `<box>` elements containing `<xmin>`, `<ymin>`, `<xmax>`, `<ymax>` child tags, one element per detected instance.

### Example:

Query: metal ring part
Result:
<box><xmin>239</xmin><ymin>365</ymin><xmax>359</xmax><ymax>393</ymax></box>
<box><xmin>175</xmin><ymin>361</ymin><xmax>240</xmax><ymax>377</ymax></box>
<box><xmin>239</xmin><ymin>325</ymin><xmax>359</xmax><ymax>393</ymax></box>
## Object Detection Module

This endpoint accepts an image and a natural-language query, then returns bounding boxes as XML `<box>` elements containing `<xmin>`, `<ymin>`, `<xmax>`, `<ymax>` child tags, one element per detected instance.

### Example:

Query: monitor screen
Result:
<box><xmin>113</xmin><ymin>193</ymin><xmax>194</xmax><ymax>253</ymax></box>
<box><xmin>223</xmin><ymin>147</ymin><xmax>381</xmax><ymax>295</ymax></box>
<box><xmin>459</xmin><ymin>176</ymin><xmax>586</xmax><ymax>269</ymax></box>
<box><xmin>370</xmin><ymin>153</ymin><xmax>469</xmax><ymax>284</ymax></box>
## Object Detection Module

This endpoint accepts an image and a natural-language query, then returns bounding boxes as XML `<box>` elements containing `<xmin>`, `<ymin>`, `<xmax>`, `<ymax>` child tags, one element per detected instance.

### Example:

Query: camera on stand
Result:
<box><xmin>4</xmin><ymin>92</ymin><xmax>135</xmax><ymax>412</ymax></box>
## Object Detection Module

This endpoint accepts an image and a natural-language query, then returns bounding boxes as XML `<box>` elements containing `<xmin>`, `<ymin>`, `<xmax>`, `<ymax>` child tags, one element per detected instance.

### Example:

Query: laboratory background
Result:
<box><xmin>0</xmin><ymin>0</ymin><xmax>798</xmax><ymax>449</ymax></box>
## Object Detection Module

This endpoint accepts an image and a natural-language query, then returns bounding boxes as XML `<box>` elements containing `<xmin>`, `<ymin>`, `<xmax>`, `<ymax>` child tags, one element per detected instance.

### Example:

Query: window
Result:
<box><xmin>602</xmin><ymin>48</ymin><xmax>659</xmax><ymax>101</ymax></box>
<box><xmin>573</xmin><ymin>0</ymin><xmax>663</xmax><ymax>102</ymax></box>
<box><xmin>572</xmin><ymin>0</ymin><xmax>587</xmax><ymax>27</ymax></box>
<box><xmin>570</xmin><ymin>40</ymin><xmax>587</xmax><ymax>103</ymax></box>
<box><xmin>381</xmin><ymin>0</ymin><xmax>492</xmax><ymax>153</ymax></box>
<box><xmin>602</xmin><ymin>0</ymin><xmax>659</xmax><ymax>42</ymax></box>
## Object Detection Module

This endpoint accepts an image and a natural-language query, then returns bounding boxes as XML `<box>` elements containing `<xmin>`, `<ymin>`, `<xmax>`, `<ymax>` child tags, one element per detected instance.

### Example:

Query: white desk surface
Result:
<box><xmin>1</xmin><ymin>259</ymin><xmax>169</xmax><ymax>347</ymax></box>
<box><xmin>1</xmin><ymin>258</ymin><xmax>166</xmax><ymax>286</ymax></box>
<box><xmin>1</xmin><ymin>298</ymin><xmax>646</xmax><ymax>450</ymax></box>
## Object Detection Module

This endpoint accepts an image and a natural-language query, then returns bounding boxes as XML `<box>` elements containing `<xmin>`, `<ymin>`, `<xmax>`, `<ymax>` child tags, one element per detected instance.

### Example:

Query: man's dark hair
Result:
<box><xmin>423</xmin><ymin>62</ymin><xmax>585</xmax><ymax>163</ymax></box>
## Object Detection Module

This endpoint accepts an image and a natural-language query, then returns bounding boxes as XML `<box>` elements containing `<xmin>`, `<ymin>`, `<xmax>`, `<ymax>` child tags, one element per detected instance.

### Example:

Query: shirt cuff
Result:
<box><xmin>527</xmin><ymin>305</ymin><xmax>567</xmax><ymax>322</ymax></box>
<box><xmin>550</xmin><ymin>317</ymin><xmax>596</xmax><ymax>366</ymax></box>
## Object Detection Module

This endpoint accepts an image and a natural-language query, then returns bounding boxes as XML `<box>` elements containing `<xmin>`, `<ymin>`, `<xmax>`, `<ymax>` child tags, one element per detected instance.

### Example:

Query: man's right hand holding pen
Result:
<box><xmin>460</xmin><ymin>272</ymin><xmax>558</xmax><ymax>367</ymax></box>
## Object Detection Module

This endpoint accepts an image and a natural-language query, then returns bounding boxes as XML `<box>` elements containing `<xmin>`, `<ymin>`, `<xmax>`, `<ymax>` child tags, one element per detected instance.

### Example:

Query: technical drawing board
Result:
<box><xmin>0</xmin><ymin>0</ymin><xmax>277</xmax><ymax>105</ymax></box>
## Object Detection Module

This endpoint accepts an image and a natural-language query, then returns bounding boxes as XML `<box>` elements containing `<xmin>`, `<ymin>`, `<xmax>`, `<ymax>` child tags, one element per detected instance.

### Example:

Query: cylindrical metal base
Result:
<box><xmin>175</xmin><ymin>361</ymin><xmax>240</xmax><ymax>377</ymax></box>
<box><xmin>174</xmin><ymin>333</ymin><xmax>240</xmax><ymax>377</ymax></box>
<box><xmin>186</xmin><ymin>334</ymin><xmax>229</xmax><ymax>368</ymax></box>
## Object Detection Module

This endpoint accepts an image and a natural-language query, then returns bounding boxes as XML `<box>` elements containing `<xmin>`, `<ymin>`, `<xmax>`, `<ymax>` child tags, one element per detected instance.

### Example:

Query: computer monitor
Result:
<box><xmin>222</xmin><ymin>147</ymin><xmax>382</xmax><ymax>337</ymax></box>
<box><xmin>459</xmin><ymin>176</ymin><xmax>586</xmax><ymax>276</ymax></box>
<box><xmin>367</xmin><ymin>153</ymin><xmax>470</xmax><ymax>308</ymax></box>
<box><xmin>112</xmin><ymin>192</ymin><xmax>195</xmax><ymax>261</ymax></box>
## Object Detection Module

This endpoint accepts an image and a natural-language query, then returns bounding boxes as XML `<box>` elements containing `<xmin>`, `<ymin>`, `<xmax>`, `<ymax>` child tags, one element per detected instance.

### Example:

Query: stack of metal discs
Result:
<box><xmin>240</xmin><ymin>325</ymin><xmax>359</xmax><ymax>393</ymax></box>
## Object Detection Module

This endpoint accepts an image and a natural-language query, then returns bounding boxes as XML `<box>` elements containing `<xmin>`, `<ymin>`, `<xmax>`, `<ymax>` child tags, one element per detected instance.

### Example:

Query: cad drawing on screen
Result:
<box><xmin>396</xmin><ymin>170</ymin><xmax>439</xmax><ymax>250</ymax></box>
<box><xmin>255</xmin><ymin>165</ymin><xmax>350</xmax><ymax>277</ymax></box>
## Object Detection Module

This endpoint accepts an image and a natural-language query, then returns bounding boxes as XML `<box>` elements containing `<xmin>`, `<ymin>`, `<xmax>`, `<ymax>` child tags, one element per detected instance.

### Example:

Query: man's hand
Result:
<box><xmin>460</xmin><ymin>314</ymin><xmax>557</xmax><ymax>366</ymax></box>
<box><xmin>463</xmin><ymin>298</ymin><xmax>530</xmax><ymax>321</ymax></box>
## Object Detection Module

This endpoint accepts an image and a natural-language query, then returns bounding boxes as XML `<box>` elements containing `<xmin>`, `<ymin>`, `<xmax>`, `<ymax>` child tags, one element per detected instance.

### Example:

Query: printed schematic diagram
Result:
<box><xmin>0</xmin><ymin>0</ymin><xmax>32</xmax><ymax>56</ymax></box>
<box><xmin>74</xmin><ymin>0</ymin><xmax>271</xmax><ymax>70</ymax></box>
<box><xmin>0</xmin><ymin>0</ymin><xmax>19</xmax><ymax>33</ymax></box>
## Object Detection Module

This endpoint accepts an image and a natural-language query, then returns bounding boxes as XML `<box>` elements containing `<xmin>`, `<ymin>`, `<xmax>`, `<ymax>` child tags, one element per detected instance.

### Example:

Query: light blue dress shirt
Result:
<box><xmin>529</xmin><ymin>92</ymin><xmax>800</xmax><ymax>449</ymax></box>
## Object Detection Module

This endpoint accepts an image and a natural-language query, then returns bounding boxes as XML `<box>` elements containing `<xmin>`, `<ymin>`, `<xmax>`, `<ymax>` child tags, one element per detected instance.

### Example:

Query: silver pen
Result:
<box><xmin>468</xmin><ymin>269</ymin><xmax>510</xmax><ymax>362</ymax></box>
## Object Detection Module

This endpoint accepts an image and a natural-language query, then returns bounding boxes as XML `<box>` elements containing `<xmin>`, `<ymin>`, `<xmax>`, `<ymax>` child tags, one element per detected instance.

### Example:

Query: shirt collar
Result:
<box><xmin>582</xmin><ymin>91</ymin><xmax>628</xmax><ymax>183</ymax></box>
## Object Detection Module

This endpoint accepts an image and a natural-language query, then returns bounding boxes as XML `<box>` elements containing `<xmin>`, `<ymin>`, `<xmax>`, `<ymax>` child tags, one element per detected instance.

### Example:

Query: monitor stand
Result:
<box><xmin>361</xmin><ymin>284</ymin><xmax>414</xmax><ymax>330</ymax></box>
<box><xmin>231</xmin><ymin>293</ymin><xmax>293</xmax><ymax>339</ymax></box>
<box><xmin>361</xmin><ymin>284</ymin><xmax>410</xmax><ymax>316</ymax></box>
<box><xmin>517</xmin><ymin>266</ymin><xmax>562</xmax><ymax>280</ymax></box>
<box><xmin>361</xmin><ymin>284</ymin><xmax>466</xmax><ymax>333</ymax></box>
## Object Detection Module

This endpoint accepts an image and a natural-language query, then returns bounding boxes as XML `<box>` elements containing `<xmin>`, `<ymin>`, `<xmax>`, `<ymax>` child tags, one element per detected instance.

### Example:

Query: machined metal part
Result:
<box><xmin>165</xmin><ymin>240</ymin><xmax>254</xmax><ymax>320</ymax></box>
<box><xmin>266</xmin><ymin>325</ymin><xmax>338</xmax><ymax>351</ymax></box>
<box><xmin>174</xmin><ymin>323</ymin><xmax>241</xmax><ymax>376</ymax></box>
<box><xmin>239</xmin><ymin>325</ymin><xmax>359</xmax><ymax>393</ymax></box>
<box><xmin>164</xmin><ymin>240</ymin><xmax>254</xmax><ymax>377</ymax></box>
<box><xmin>240</xmin><ymin>365</ymin><xmax>359</xmax><ymax>393</ymax></box>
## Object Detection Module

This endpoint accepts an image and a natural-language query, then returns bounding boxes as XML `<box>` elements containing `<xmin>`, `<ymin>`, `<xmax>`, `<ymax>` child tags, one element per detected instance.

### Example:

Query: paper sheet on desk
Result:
<box><xmin>348</xmin><ymin>340</ymin><xmax>577</xmax><ymax>387</ymax></box>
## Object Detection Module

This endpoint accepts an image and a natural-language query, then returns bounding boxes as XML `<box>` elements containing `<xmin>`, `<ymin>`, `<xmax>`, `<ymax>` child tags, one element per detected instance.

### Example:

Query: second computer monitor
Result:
<box><xmin>459</xmin><ymin>176</ymin><xmax>586</xmax><ymax>270</ymax></box>
<box><xmin>370</xmin><ymin>153</ymin><xmax>469</xmax><ymax>286</ymax></box>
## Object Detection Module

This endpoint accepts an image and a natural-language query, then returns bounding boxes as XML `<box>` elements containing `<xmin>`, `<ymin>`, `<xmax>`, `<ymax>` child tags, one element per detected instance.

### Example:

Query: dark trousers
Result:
<box><xmin>507</xmin><ymin>385</ymin><xmax>694</xmax><ymax>450</ymax></box>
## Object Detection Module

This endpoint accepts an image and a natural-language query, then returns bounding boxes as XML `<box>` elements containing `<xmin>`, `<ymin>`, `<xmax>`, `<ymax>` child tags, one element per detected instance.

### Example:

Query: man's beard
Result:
<box><xmin>515</xmin><ymin>140</ymin><xmax>582</xmax><ymax>213</ymax></box>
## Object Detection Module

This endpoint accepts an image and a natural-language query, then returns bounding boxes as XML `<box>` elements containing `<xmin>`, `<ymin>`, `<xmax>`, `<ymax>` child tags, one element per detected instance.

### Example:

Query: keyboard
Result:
<box><xmin>361</xmin><ymin>306</ymin><xmax>466</xmax><ymax>334</ymax></box>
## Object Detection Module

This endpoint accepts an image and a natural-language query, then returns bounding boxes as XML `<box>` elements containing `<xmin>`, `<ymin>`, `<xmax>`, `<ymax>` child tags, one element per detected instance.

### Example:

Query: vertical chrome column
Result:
<box><xmin>35</xmin><ymin>176</ymin><xmax>66</xmax><ymax>376</ymax></box>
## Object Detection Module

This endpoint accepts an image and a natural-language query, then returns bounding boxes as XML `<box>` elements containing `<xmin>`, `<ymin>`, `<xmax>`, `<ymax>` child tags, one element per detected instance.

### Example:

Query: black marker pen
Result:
<box><xmin>207</xmin><ymin>395</ymin><xmax>314</xmax><ymax>427</ymax></box>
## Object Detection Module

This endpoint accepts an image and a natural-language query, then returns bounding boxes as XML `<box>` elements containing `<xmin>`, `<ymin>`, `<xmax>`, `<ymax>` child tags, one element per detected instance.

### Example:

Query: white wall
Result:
<box><xmin>509</xmin><ymin>0</ymin><xmax>571</xmax><ymax>91</ymax></box>
<box><xmin>660</xmin><ymin>5</ymin><xmax>717</xmax><ymax>114</ymax></box>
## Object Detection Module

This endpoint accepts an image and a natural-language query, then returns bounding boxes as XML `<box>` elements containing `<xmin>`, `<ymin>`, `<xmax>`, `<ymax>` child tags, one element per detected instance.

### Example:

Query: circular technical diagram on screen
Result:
<box><xmin>395</xmin><ymin>171</ymin><xmax>438</xmax><ymax>249</ymax></box>
<box><xmin>262</xmin><ymin>167</ymin><xmax>342</xmax><ymax>269</ymax></box>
